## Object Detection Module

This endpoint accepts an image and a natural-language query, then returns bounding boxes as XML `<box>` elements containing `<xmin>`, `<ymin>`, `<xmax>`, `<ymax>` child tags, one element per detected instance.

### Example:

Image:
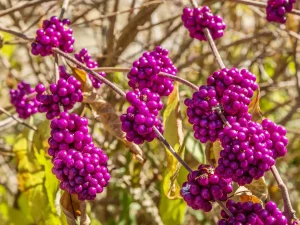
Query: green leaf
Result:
<box><xmin>162</xmin><ymin>82</ymin><xmax>185</xmax><ymax>199</ymax></box>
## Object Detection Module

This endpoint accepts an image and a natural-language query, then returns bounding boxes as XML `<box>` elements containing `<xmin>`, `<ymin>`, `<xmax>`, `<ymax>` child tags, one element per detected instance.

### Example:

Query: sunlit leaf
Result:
<box><xmin>162</xmin><ymin>82</ymin><xmax>185</xmax><ymax>199</ymax></box>
<box><xmin>245</xmin><ymin>177</ymin><xmax>268</xmax><ymax>201</ymax></box>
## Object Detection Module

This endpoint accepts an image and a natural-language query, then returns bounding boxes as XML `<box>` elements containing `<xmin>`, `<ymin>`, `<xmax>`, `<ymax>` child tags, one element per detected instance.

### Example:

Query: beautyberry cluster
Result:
<box><xmin>31</xmin><ymin>16</ymin><xmax>74</xmax><ymax>56</ymax></box>
<box><xmin>75</xmin><ymin>48</ymin><xmax>106</xmax><ymax>89</ymax></box>
<box><xmin>262</xmin><ymin>119</ymin><xmax>288</xmax><ymax>158</ymax></box>
<box><xmin>218</xmin><ymin>200</ymin><xmax>288</xmax><ymax>225</ymax></box>
<box><xmin>10</xmin><ymin>81</ymin><xmax>39</xmax><ymax>119</ymax></box>
<box><xmin>182</xmin><ymin>6</ymin><xmax>226</xmax><ymax>41</ymax></box>
<box><xmin>216</xmin><ymin>116</ymin><xmax>277</xmax><ymax>185</ymax></box>
<box><xmin>207</xmin><ymin>68</ymin><xmax>258</xmax><ymax>104</ymax></box>
<box><xmin>184</xmin><ymin>85</ymin><xmax>223</xmax><ymax>143</ymax></box>
<box><xmin>36</xmin><ymin>66</ymin><xmax>83</xmax><ymax>120</ymax></box>
<box><xmin>127</xmin><ymin>46</ymin><xmax>177</xmax><ymax>97</ymax></box>
<box><xmin>266</xmin><ymin>0</ymin><xmax>296</xmax><ymax>24</ymax></box>
<box><xmin>120</xmin><ymin>105</ymin><xmax>163</xmax><ymax>145</ymax></box>
<box><xmin>49</xmin><ymin>112</ymin><xmax>110</xmax><ymax>200</ymax></box>
<box><xmin>180</xmin><ymin>164</ymin><xmax>232</xmax><ymax>212</ymax></box>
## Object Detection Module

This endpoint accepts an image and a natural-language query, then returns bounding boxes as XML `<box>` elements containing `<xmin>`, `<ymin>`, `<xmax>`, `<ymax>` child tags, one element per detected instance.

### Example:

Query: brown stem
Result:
<box><xmin>190</xmin><ymin>0</ymin><xmax>199</xmax><ymax>8</ymax></box>
<box><xmin>79</xmin><ymin>201</ymin><xmax>90</xmax><ymax>225</ymax></box>
<box><xmin>159</xmin><ymin>72</ymin><xmax>199</xmax><ymax>91</ymax></box>
<box><xmin>92</xmin><ymin>67</ymin><xmax>130</xmax><ymax>73</ymax></box>
<box><xmin>59</xmin><ymin>0</ymin><xmax>70</xmax><ymax>20</ymax></box>
<box><xmin>153</xmin><ymin>127</ymin><xmax>192</xmax><ymax>173</ymax></box>
<box><xmin>0</xmin><ymin>26</ymin><xmax>34</xmax><ymax>41</ymax></box>
<box><xmin>227</xmin><ymin>0</ymin><xmax>300</xmax><ymax>16</ymax></box>
<box><xmin>203</xmin><ymin>29</ymin><xmax>226</xmax><ymax>69</ymax></box>
<box><xmin>0</xmin><ymin>107</ymin><xmax>37</xmax><ymax>131</ymax></box>
<box><xmin>54</xmin><ymin>54</ymin><xmax>64</xmax><ymax>112</ymax></box>
<box><xmin>216</xmin><ymin>200</ymin><xmax>233</xmax><ymax>217</ymax></box>
<box><xmin>271</xmin><ymin>165</ymin><xmax>296</xmax><ymax>222</ymax></box>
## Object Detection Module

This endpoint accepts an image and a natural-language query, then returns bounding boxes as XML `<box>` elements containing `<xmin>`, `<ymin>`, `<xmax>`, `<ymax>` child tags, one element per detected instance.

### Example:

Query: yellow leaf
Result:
<box><xmin>248</xmin><ymin>88</ymin><xmax>263</xmax><ymax>122</ymax></box>
<box><xmin>240</xmin><ymin>194</ymin><xmax>262</xmax><ymax>204</ymax></box>
<box><xmin>162</xmin><ymin>82</ymin><xmax>185</xmax><ymax>199</ymax></box>
<box><xmin>205</xmin><ymin>140</ymin><xmax>222</xmax><ymax>166</ymax></box>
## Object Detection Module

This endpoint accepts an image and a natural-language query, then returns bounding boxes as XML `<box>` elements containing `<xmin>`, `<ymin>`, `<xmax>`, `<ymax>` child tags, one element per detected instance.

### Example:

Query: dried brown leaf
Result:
<box><xmin>60</xmin><ymin>191</ymin><xmax>81</xmax><ymax>224</ymax></box>
<box><xmin>84</xmin><ymin>93</ymin><xmax>145</xmax><ymax>163</ymax></box>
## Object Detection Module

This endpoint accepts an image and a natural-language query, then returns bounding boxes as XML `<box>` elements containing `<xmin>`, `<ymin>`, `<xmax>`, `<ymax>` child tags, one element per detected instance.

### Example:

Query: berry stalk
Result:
<box><xmin>59</xmin><ymin>0</ymin><xmax>70</xmax><ymax>20</ymax></box>
<box><xmin>271</xmin><ymin>165</ymin><xmax>297</xmax><ymax>222</ymax></box>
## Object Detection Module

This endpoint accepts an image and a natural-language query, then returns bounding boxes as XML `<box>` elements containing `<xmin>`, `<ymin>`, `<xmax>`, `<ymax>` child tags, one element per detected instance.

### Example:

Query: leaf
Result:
<box><xmin>205</xmin><ymin>140</ymin><xmax>222</xmax><ymax>166</ymax></box>
<box><xmin>244</xmin><ymin>177</ymin><xmax>268</xmax><ymax>201</ymax></box>
<box><xmin>84</xmin><ymin>93</ymin><xmax>145</xmax><ymax>163</ymax></box>
<box><xmin>162</xmin><ymin>82</ymin><xmax>185</xmax><ymax>199</ymax></box>
<box><xmin>60</xmin><ymin>191</ymin><xmax>81</xmax><ymax>225</ymax></box>
<box><xmin>159</xmin><ymin>168</ymin><xmax>188</xmax><ymax>225</ymax></box>
<box><xmin>248</xmin><ymin>89</ymin><xmax>263</xmax><ymax>122</ymax></box>
<box><xmin>240</xmin><ymin>195</ymin><xmax>262</xmax><ymax>204</ymax></box>
<box><xmin>12</xmin><ymin>126</ymin><xmax>61</xmax><ymax>225</ymax></box>
<box><xmin>185</xmin><ymin>133</ymin><xmax>205</xmax><ymax>163</ymax></box>
<box><xmin>67</xmin><ymin>63</ymin><xmax>92</xmax><ymax>92</ymax></box>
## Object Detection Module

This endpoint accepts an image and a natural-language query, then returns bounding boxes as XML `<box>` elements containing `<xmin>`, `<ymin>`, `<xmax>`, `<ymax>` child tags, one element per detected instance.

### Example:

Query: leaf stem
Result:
<box><xmin>271</xmin><ymin>165</ymin><xmax>296</xmax><ymax>222</ymax></box>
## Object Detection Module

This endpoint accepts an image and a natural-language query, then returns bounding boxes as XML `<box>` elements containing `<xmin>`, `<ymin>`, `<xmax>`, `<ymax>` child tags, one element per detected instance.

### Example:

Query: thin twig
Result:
<box><xmin>79</xmin><ymin>201</ymin><xmax>91</xmax><ymax>225</ymax></box>
<box><xmin>190</xmin><ymin>0</ymin><xmax>199</xmax><ymax>8</ymax></box>
<box><xmin>271</xmin><ymin>165</ymin><xmax>296</xmax><ymax>222</ymax></box>
<box><xmin>0</xmin><ymin>0</ymin><xmax>54</xmax><ymax>17</ymax></box>
<box><xmin>203</xmin><ymin>28</ymin><xmax>226</xmax><ymax>69</ymax></box>
<box><xmin>0</xmin><ymin>107</ymin><xmax>37</xmax><ymax>131</ymax></box>
<box><xmin>53</xmin><ymin>48</ymin><xmax>126</xmax><ymax>98</ymax></box>
<box><xmin>159</xmin><ymin>72</ymin><xmax>199</xmax><ymax>91</ymax></box>
<box><xmin>92</xmin><ymin>67</ymin><xmax>199</xmax><ymax>91</ymax></box>
<box><xmin>0</xmin><ymin>26</ymin><xmax>34</xmax><ymax>41</ymax></box>
<box><xmin>227</xmin><ymin>0</ymin><xmax>300</xmax><ymax>16</ymax></box>
<box><xmin>92</xmin><ymin>67</ymin><xmax>130</xmax><ymax>73</ymax></box>
<box><xmin>216</xmin><ymin>200</ymin><xmax>233</xmax><ymax>217</ymax></box>
<box><xmin>59</xmin><ymin>0</ymin><xmax>70</xmax><ymax>20</ymax></box>
<box><xmin>153</xmin><ymin>127</ymin><xmax>192</xmax><ymax>173</ymax></box>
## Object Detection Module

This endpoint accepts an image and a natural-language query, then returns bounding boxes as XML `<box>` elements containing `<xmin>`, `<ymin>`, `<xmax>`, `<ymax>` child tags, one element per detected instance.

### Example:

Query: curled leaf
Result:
<box><xmin>60</xmin><ymin>192</ymin><xmax>81</xmax><ymax>225</ymax></box>
<box><xmin>248</xmin><ymin>88</ymin><xmax>263</xmax><ymax>122</ymax></box>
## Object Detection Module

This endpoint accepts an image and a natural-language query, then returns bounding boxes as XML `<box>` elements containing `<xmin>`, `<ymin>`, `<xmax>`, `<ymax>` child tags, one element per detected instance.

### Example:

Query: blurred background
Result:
<box><xmin>0</xmin><ymin>0</ymin><xmax>300</xmax><ymax>224</ymax></box>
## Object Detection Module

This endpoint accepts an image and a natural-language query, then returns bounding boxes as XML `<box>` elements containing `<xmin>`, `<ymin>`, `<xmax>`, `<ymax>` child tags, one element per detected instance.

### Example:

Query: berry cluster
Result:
<box><xmin>35</xmin><ymin>68</ymin><xmax>83</xmax><ymax>120</ymax></box>
<box><xmin>10</xmin><ymin>81</ymin><xmax>39</xmax><ymax>119</ymax></box>
<box><xmin>262</xmin><ymin>119</ymin><xmax>288</xmax><ymax>158</ymax></box>
<box><xmin>216</xmin><ymin>117</ymin><xmax>277</xmax><ymax>185</ymax></box>
<box><xmin>266</xmin><ymin>0</ymin><xmax>296</xmax><ymax>24</ymax></box>
<box><xmin>75</xmin><ymin>48</ymin><xmax>106</xmax><ymax>89</ymax></box>
<box><xmin>120</xmin><ymin>106</ymin><xmax>163</xmax><ymax>144</ymax></box>
<box><xmin>31</xmin><ymin>16</ymin><xmax>74</xmax><ymax>56</ymax></box>
<box><xmin>180</xmin><ymin>165</ymin><xmax>232</xmax><ymax>212</ymax></box>
<box><xmin>218</xmin><ymin>200</ymin><xmax>288</xmax><ymax>225</ymax></box>
<box><xmin>184</xmin><ymin>85</ymin><xmax>223</xmax><ymax>143</ymax></box>
<box><xmin>49</xmin><ymin>113</ymin><xmax>110</xmax><ymax>200</ymax></box>
<box><xmin>127</xmin><ymin>46</ymin><xmax>177</xmax><ymax>97</ymax></box>
<box><xmin>181</xmin><ymin>6</ymin><xmax>226</xmax><ymax>41</ymax></box>
<box><xmin>207</xmin><ymin>68</ymin><xmax>258</xmax><ymax>103</ymax></box>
